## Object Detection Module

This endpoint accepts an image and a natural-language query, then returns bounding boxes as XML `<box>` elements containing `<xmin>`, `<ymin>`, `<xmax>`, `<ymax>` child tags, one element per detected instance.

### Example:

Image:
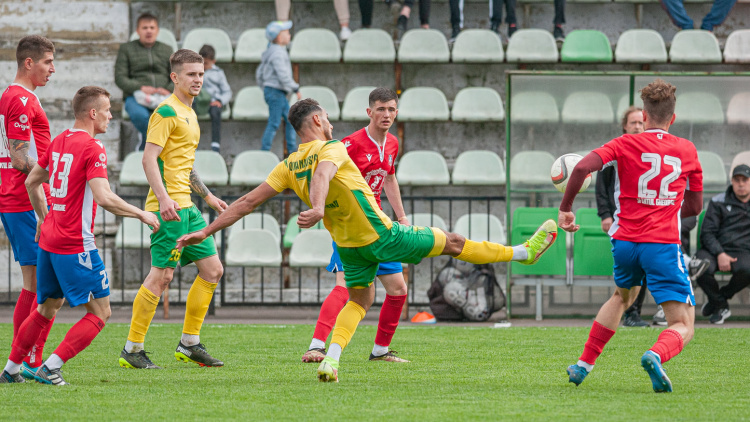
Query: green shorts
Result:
<box><xmin>150</xmin><ymin>205</ymin><xmax>217</xmax><ymax>268</ymax></box>
<box><xmin>337</xmin><ymin>222</ymin><xmax>446</xmax><ymax>288</ymax></box>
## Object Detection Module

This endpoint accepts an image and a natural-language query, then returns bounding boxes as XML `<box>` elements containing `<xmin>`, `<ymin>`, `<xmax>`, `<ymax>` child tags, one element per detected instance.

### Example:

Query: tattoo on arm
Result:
<box><xmin>10</xmin><ymin>139</ymin><xmax>35</xmax><ymax>174</ymax></box>
<box><xmin>189</xmin><ymin>169</ymin><xmax>210</xmax><ymax>199</ymax></box>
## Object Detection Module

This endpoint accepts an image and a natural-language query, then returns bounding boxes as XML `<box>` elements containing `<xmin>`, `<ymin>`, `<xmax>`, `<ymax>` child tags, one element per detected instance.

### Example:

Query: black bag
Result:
<box><xmin>428</xmin><ymin>259</ymin><xmax>505</xmax><ymax>322</ymax></box>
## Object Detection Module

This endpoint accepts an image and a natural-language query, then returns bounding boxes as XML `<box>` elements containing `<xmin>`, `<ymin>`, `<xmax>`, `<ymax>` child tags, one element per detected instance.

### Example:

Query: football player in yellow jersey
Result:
<box><xmin>119</xmin><ymin>49</ymin><xmax>228</xmax><ymax>369</ymax></box>
<box><xmin>177</xmin><ymin>98</ymin><xmax>558</xmax><ymax>382</ymax></box>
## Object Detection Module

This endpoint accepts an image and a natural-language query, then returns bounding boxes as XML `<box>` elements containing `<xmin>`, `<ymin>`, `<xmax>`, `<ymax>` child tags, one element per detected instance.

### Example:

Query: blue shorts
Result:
<box><xmin>611</xmin><ymin>239</ymin><xmax>694</xmax><ymax>306</ymax></box>
<box><xmin>0</xmin><ymin>210</ymin><xmax>39</xmax><ymax>266</ymax></box>
<box><xmin>326</xmin><ymin>242</ymin><xmax>402</xmax><ymax>276</ymax></box>
<box><xmin>36</xmin><ymin>249</ymin><xmax>110</xmax><ymax>307</ymax></box>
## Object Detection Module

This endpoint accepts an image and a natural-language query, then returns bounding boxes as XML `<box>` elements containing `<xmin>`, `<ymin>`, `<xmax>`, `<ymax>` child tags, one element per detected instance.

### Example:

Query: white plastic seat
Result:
<box><xmin>193</xmin><ymin>151</ymin><xmax>228</xmax><ymax>186</ymax></box>
<box><xmin>230</xmin><ymin>150</ymin><xmax>280</xmax><ymax>186</ymax></box>
<box><xmin>182</xmin><ymin>28</ymin><xmax>233</xmax><ymax>62</ymax></box>
<box><xmin>451</xmin><ymin>29</ymin><xmax>504</xmax><ymax>63</ymax></box>
<box><xmin>397</xmin><ymin>29</ymin><xmax>450</xmax><ymax>63</ymax></box>
<box><xmin>397</xmin><ymin>87</ymin><xmax>449</xmax><ymax>122</ymax></box>
<box><xmin>506</xmin><ymin>29</ymin><xmax>559</xmax><ymax>63</ymax></box>
<box><xmin>341</xmin><ymin>86</ymin><xmax>376</xmax><ymax>121</ymax></box>
<box><xmin>724</xmin><ymin>30</ymin><xmax>750</xmax><ymax>63</ymax></box>
<box><xmin>120</xmin><ymin>152</ymin><xmax>148</xmax><ymax>186</ymax></box>
<box><xmin>731</xmin><ymin>151</ymin><xmax>750</xmax><ymax>175</ymax></box>
<box><xmin>289</xmin><ymin>29</ymin><xmax>342</xmax><ymax>62</ymax></box>
<box><xmin>130</xmin><ymin>29</ymin><xmax>178</xmax><ymax>52</ymax></box>
<box><xmin>233</xmin><ymin>214</ymin><xmax>282</xmax><ymax>243</ymax></box>
<box><xmin>343</xmin><ymin>29</ymin><xmax>395</xmax><ymax>63</ymax></box>
<box><xmin>289</xmin><ymin>230</ymin><xmax>334</xmax><ymax>267</ymax></box>
<box><xmin>510</xmin><ymin>151</ymin><xmax>556</xmax><ymax>188</ymax></box>
<box><xmin>615</xmin><ymin>29</ymin><xmax>667</xmax><ymax>63</ymax></box>
<box><xmin>675</xmin><ymin>92</ymin><xmax>724</xmax><ymax>124</ymax></box>
<box><xmin>197</xmin><ymin>104</ymin><xmax>231</xmax><ymax>121</ymax></box>
<box><xmin>293</xmin><ymin>86</ymin><xmax>340</xmax><ymax>120</ymax></box>
<box><xmin>405</xmin><ymin>213</ymin><xmax>448</xmax><ymax>231</ymax></box>
<box><xmin>234</xmin><ymin>28</ymin><xmax>267</xmax><ymax>63</ymax></box>
<box><xmin>452</xmin><ymin>150</ymin><xmax>506</xmax><ymax>185</ymax></box>
<box><xmin>451</xmin><ymin>88</ymin><xmax>504</xmax><ymax>122</ymax></box>
<box><xmin>225</xmin><ymin>229</ymin><xmax>282</xmax><ymax>266</ymax></box>
<box><xmin>510</xmin><ymin>91</ymin><xmax>559</xmax><ymax>123</ymax></box>
<box><xmin>561</xmin><ymin>92</ymin><xmax>614</xmax><ymax>123</ymax></box>
<box><xmin>669</xmin><ymin>30</ymin><xmax>722</xmax><ymax>63</ymax></box>
<box><xmin>232</xmin><ymin>86</ymin><xmax>269</xmax><ymax>121</ymax></box>
<box><xmin>727</xmin><ymin>92</ymin><xmax>750</xmax><ymax>124</ymax></box>
<box><xmin>115</xmin><ymin>217</ymin><xmax>151</xmax><ymax>248</ymax></box>
<box><xmin>454</xmin><ymin>213</ymin><xmax>506</xmax><ymax>244</ymax></box>
<box><xmin>698</xmin><ymin>150</ymin><xmax>728</xmax><ymax>190</ymax></box>
<box><xmin>616</xmin><ymin>95</ymin><xmax>644</xmax><ymax>120</ymax></box>
<box><xmin>396</xmin><ymin>151</ymin><xmax>450</xmax><ymax>186</ymax></box>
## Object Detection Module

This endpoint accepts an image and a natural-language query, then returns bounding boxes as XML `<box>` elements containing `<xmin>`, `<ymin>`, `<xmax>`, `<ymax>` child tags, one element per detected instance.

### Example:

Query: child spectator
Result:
<box><xmin>198</xmin><ymin>44</ymin><xmax>232</xmax><ymax>152</ymax></box>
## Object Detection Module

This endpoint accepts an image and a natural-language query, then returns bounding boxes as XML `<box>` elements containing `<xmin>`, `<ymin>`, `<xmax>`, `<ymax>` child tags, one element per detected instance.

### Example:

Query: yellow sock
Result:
<box><xmin>330</xmin><ymin>301</ymin><xmax>367</xmax><ymax>350</ymax></box>
<box><xmin>183</xmin><ymin>275</ymin><xmax>218</xmax><ymax>336</ymax></box>
<box><xmin>456</xmin><ymin>239</ymin><xmax>514</xmax><ymax>264</ymax></box>
<box><xmin>127</xmin><ymin>285</ymin><xmax>160</xmax><ymax>343</ymax></box>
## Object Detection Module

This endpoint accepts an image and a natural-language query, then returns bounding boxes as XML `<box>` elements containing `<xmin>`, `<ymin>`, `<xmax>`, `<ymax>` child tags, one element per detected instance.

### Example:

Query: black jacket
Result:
<box><xmin>700</xmin><ymin>185</ymin><xmax>750</xmax><ymax>256</ymax></box>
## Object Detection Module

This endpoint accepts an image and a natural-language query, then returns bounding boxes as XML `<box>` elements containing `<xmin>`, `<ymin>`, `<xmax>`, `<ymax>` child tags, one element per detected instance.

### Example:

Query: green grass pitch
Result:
<box><xmin>2</xmin><ymin>323</ymin><xmax>749</xmax><ymax>420</ymax></box>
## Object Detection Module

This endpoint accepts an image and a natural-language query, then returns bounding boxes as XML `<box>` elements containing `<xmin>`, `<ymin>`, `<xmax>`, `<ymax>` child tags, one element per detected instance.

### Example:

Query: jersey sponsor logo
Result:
<box><xmin>53</xmin><ymin>203</ymin><xmax>66</xmax><ymax>211</ymax></box>
<box><xmin>19</xmin><ymin>114</ymin><xmax>28</xmax><ymax>124</ymax></box>
<box><xmin>78</xmin><ymin>252</ymin><xmax>92</xmax><ymax>270</ymax></box>
<box><xmin>286</xmin><ymin>154</ymin><xmax>318</xmax><ymax>172</ymax></box>
<box><xmin>95</xmin><ymin>162</ymin><xmax>107</xmax><ymax>168</ymax></box>
<box><xmin>366</xmin><ymin>154</ymin><xmax>372</xmax><ymax>162</ymax></box>
<box><xmin>19</xmin><ymin>96</ymin><xmax>28</xmax><ymax>106</ymax></box>
<box><xmin>99</xmin><ymin>153</ymin><xmax>106</xmax><ymax>162</ymax></box>
<box><xmin>14</xmin><ymin>121</ymin><xmax>30</xmax><ymax>131</ymax></box>
<box><xmin>325</xmin><ymin>200</ymin><xmax>339</xmax><ymax>209</ymax></box>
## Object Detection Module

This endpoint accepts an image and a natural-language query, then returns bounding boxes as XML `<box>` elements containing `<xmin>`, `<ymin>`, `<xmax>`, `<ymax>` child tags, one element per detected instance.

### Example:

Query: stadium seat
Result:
<box><xmin>289</xmin><ymin>29</ymin><xmax>341</xmax><ymax>62</ymax></box>
<box><xmin>182</xmin><ymin>28</ymin><xmax>233</xmax><ymax>62</ymax></box>
<box><xmin>509</xmin><ymin>151</ymin><xmax>556</xmax><ymax>188</ymax></box>
<box><xmin>130</xmin><ymin>29</ymin><xmax>177</xmax><ymax>52</ymax></box>
<box><xmin>506</xmin><ymin>29</ymin><xmax>559</xmax><ymax>63</ymax></box>
<box><xmin>724</xmin><ymin>30</ymin><xmax>750</xmax><ymax>63</ymax></box>
<box><xmin>198</xmin><ymin>104</ymin><xmax>231</xmax><ymax>121</ymax></box>
<box><xmin>193</xmin><ymin>151</ymin><xmax>228</xmax><ymax>186</ymax></box>
<box><xmin>120</xmin><ymin>152</ymin><xmax>148</xmax><ymax>186</ymax></box>
<box><xmin>405</xmin><ymin>213</ymin><xmax>448</xmax><ymax>231</ymax></box>
<box><xmin>232</xmin><ymin>86</ymin><xmax>269</xmax><ymax>121</ymax></box>
<box><xmin>454</xmin><ymin>213</ymin><xmax>506</xmax><ymax>244</ymax></box>
<box><xmin>560</xmin><ymin>30</ymin><xmax>613</xmax><ymax>63</ymax></box>
<box><xmin>283</xmin><ymin>215</ymin><xmax>325</xmax><ymax>248</ymax></box>
<box><xmin>289</xmin><ymin>230</ymin><xmax>334</xmax><ymax>267</ymax></box>
<box><xmin>451</xmin><ymin>29</ymin><xmax>504</xmax><ymax>63</ymax></box>
<box><xmin>697</xmin><ymin>150</ymin><xmax>728</xmax><ymax>190</ymax></box>
<box><xmin>731</xmin><ymin>151</ymin><xmax>750</xmax><ymax>175</ymax></box>
<box><xmin>675</xmin><ymin>92</ymin><xmax>724</xmax><ymax>124</ymax></box>
<box><xmin>614</xmin><ymin>29</ymin><xmax>667</xmax><ymax>63</ymax></box>
<box><xmin>293</xmin><ymin>86</ymin><xmax>341</xmax><ymax>120</ymax></box>
<box><xmin>342</xmin><ymin>29</ymin><xmax>395</xmax><ymax>63</ymax></box>
<box><xmin>616</xmin><ymin>95</ymin><xmax>644</xmax><ymax>120</ymax></box>
<box><xmin>115</xmin><ymin>217</ymin><xmax>151</xmax><ymax>249</ymax></box>
<box><xmin>510</xmin><ymin>91</ymin><xmax>559</xmax><ymax>123</ymax></box>
<box><xmin>225</xmin><ymin>229</ymin><xmax>282</xmax><ymax>266</ymax></box>
<box><xmin>669</xmin><ymin>30</ymin><xmax>722</xmax><ymax>63</ymax></box>
<box><xmin>561</xmin><ymin>92</ymin><xmax>615</xmax><ymax>123</ymax></box>
<box><xmin>94</xmin><ymin>208</ymin><xmax>118</xmax><ymax>236</ymax></box>
<box><xmin>397</xmin><ymin>29</ymin><xmax>450</xmax><ymax>63</ymax></box>
<box><xmin>727</xmin><ymin>92</ymin><xmax>750</xmax><ymax>124</ymax></box>
<box><xmin>451</xmin><ymin>87</ymin><xmax>504</xmax><ymax>122</ymax></box>
<box><xmin>234</xmin><ymin>28</ymin><xmax>267</xmax><ymax>63</ymax></box>
<box><xmin>234</xmin><ymin>214</ymin><xmax>282</xmax><ymax>244</ymax></box>
<box><xmin>395</xmin><ymin>151</ymin><xmax>450</xmax><ymax>186</ymax></box>
<box><xmin>230</xmin><ymin>150</ymin><xmax>280</xmax><ymax>186</ymax></box>
<box><xmin>397</xmin><ymin>87</ymin><xmax>450</xmax><ymax>121</ymax></box>
<box><xmin>573</xmin><ymin>208</ymin><xmax>614</xmax><ymax>277</ymax></box>
<box><xmin>341</xmin><ymin>86</ymin><xmax>376</xmax><ymax>121</ymax></box>
<box><xmin>452</xmin><ymin>150</ymin><xmax>506</xmax><ymax>185</ymax></box>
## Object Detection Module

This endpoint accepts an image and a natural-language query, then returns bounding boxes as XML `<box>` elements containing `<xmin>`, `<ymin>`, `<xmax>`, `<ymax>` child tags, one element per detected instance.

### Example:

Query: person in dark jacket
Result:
<box><xmin>693</xmin><ymin>164</ymin><xmax>750</xmax><ymax>324</ymax></box>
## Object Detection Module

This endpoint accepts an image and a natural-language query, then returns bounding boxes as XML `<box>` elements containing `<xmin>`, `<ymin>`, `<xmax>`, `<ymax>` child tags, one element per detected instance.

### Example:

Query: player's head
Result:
<box><xmin>367</xmin><ymin>88</ymin><xmax>398</xmax><ymax>131</ymax></box>
<box><xmin>16</xmin><ymin>35</ymin><xmax>55</xmax><ymax>87</ymax></box>
<box><xmin>639</xmin><ymin>79</ymin><xmax>677</xmax><ymax>128</ymax></box>
<box><xmin>621</xmin><ymin>106</ymin><xmax>644</xmax><ymax>134</ymax></box>
<box><xmin>198</xmin><ymin>44</ymin><xmax>216</xmax><ymax>68</ymax></box>
<box><xmin>170</xmin><ymin>49</ymin><xmax>204</xmax><ymax>98</ymax></box>
<box><xmin>731</xmin><ymin>164</ymin><xmax>750</xmax><ymax>202</ymax></box>
<box><xmin>289</xmin><ymin>98</ymin><xmax>333</xmax><ymax>141</ymax></box>
<box><xmin>136</xmin><ymin>13</ymin><xmax>160</xmax><ymax>47</ymax></box>
<box><xmin>73</xmin><ymin>86</ymin><xmax>112</xmax><ymax>135</ymax></box>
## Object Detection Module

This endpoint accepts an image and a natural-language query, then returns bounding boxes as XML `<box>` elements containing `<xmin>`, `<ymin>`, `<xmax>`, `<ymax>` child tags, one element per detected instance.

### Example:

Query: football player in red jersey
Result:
<box><xmin>559</xmin><ymin>79</ymin><xmax>704</xmax><ymax>393</ymax></box>
<box><xmin>301</xmin><ymin>88</ymin><xmax>411</xmax><ymax>364</ymax></box>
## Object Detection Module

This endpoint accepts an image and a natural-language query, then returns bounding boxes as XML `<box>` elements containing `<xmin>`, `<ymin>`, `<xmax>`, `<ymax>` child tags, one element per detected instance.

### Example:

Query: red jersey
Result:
<box><xmin>36</xmin><ymin>129</ymin><xmax>109</xmax><ymax>254</ymax></box>
<box><xmin>593</xmin><ymin>129</ymin><xmax>703</xmax><ymax>244</ymax></box>
<box><xmin>0</xmin><ymin>84</ymin><xmax>52</xmax><ymax>212</ymax></box>
<box><xmin>342</xmin><ymin>127</ymin><xmax>399</xmax><ymax>209</ymax></box>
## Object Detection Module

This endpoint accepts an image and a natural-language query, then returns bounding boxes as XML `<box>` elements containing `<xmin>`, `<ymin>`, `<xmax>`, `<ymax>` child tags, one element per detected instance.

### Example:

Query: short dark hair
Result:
<box><xmin>640</xmin><ymin>79</ymin><xmax>676</xmax><ymax>126</ymax></box>
<box><xmin>620</xmin><ymin>106</ymin><xmax>643</xmax><ymax>134</ymax></box>
<box><xmin>289</xmin><ymin>98</ymin><xmax>323</xmax><ymax>133</ymax></box>
<box><xmin>170</xmin><ymin>49</ymin><xmax>204</xmax><ymax>73</ymax></box>
<box><xmin>16</xmin><ymin>35</ymin><xmax>55</xmax><ymax>67</ymax></box>
<box><xmin>368</xmin><ymin>87</ymin><xmax>398</xmax><ymax>108</ymax></box>
<box><xmin>137</xmin><ymin>13</ymin><xmax>159</xmax><ymax>27</ymax></box>
<box><xmin>73</xmin><ymin>86</ymin><xmax>110</xmax><ymax>119</ymax></box>
<box><xmin>198</xmin><ymin>44</ymin><xmax>216</xmax><ymax>61</ymax></box>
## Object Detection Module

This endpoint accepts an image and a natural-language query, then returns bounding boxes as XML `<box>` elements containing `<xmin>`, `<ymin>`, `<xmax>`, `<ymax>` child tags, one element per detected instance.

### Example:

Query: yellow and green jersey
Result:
<box><xmin>144</xmin><ymin>94</ymin><xmax>200</xmax><ymax>212</ymax></box>
<box><xmin>265</xmin><ymin>139</ymin><xmax>393</xmax><ymax>248</ymax></box>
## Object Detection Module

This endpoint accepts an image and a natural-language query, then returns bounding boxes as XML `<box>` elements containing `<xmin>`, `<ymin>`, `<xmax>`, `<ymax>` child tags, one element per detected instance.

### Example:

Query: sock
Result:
<box><xmin>512</xmin><ymin>245</ymin><xmax>528</xmax><ymax>261</ymax></box>
<box><xmin>125</xmin><ymin>340</ymin><xmax>144</xmax><ymax>354</ymax></box>
<box><xmin>456</xmin><ymin>239</ymin><xmax>514</xmax><ymax>264</ymax></box>
<box><xmin>579</xmin><ymin>321</ymin><xmax>616</xmax><ymax>365</ymax></box>
<box><xmin>127</xmin><ymin>285</ymin><xmax>160</xmax><ymax>344</ymax></box>
<box><xmin>648</xmin><ymin>329</ymin><xmax>684</xmax><ymax>363</ymax></box>
<box><xmin>43</xmin><ymin>354</ymin><xmax>65</xmax><ymax>371</ymax></box>
<box><xmin>576</xmin><ymin>359</ymin><xmax>594</xmax><ymax>372</ymax></box>
<box><xmin>183</xmin><ymin>276</ymin><xmax>218</xmax><ymax>336</ymax></box>
<box><xmin>309</xmin><ymin>338</ymin><xmax>326</xmax><ymax>350</ymax></box>
<box><xmin>181</xmin><ymin>334</ymin><xmax>200</xmax><ymax>347</ymax></box>
<box><xmin>29</xmin><ymin>315</ymin><xmax>55</xmax><ymax>366</ymax></box>
<box><xmin>372</xmin><ymin>344</ymin><xmax>389</xmax><ymax>357</ymax></box>
<box><xmin>327</xmin><ymin>343</ymin><xmax>343</xmax><ymax>361</ymax></box>
<box><xmin>4</xmin><ymin>360</ymin><xmax>21</xmax><ymax>375</ymax></box>
<box><xmin>374</xmin><ymin>294</ymin><xmax>406</xmax><ymax>352</ymax></box>
<box><xmin>13</xmin><ymin>289</ymin><xmax>36</xmax><ymax>340</ymax></box>
<box><xmin>52</xmin><ymin>313</ymin><xmax>104</xmax><ymax>363</ymax></box>
<box><xmin>312</xmin><ymin>286</ymin><xmax>349</xmax><ymax>345</ymax></box>
<box><xmin>8</xmin><ymin>310</ymin><xmax>52</xmax><ymax>364</ymax></box>
<box><xmin>330</xmin><ymin>300</ymin><xmax>367</xmax><ymax>355</ymax></box>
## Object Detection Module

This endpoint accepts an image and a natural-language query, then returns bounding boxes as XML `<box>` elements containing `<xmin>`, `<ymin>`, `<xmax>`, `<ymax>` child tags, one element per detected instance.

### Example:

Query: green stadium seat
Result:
<box><xmin>341</xmin><ymin>86</ymin><xmax>376</xmax><ymax>121</ymax></box>
<box><xmin>293</xmin><ymin>86</ymin><xmax>340</xmax><ymax>120</ymax></box>
<box><xmin>115</xmin><ymin>217</ymin><xmax>151</xmax><ymax>248</ymax></box>
<box><xmin>234</xmin><ymin>213</ymin><xmax>282</xmax><ymax>243</ymax></box>
<box><xmin>234</xmin><ymin>28</ymin><xmax>267</xmax><ymax>63</ymax></box>
<box><xmin>130</xmin><ymin>29</ymin><xmax>178</xmax><ymax>52</ymax></box>
<box><xmin>120</xmin><ymin>152</ymin><xmax>148</xmax><ymax>186</ymax></box>
<box><xmin>343</xmin><ymin>29</ymin><xmax>395</xmax><ymax>63</ymax></box>
<box><xmin>395</xmin><ymin>151</ymin><xmax>450</xmax><ymax>186</ymax></box>
<box><xmin>182</xmin><ymin>28</ymin><xmax>233</xmax><ymax>62</ymax></box>
<box><xmin>675</xmin><ymin>92</ymin><xmax>724</xmax><ymax>124</ymax></box>
<box><xmin>229</xmin><ymin>150</ymin><xmax>280</xmax><ymax>186</ymax></box>
<box><xmin>509</xmin><ymin>151</ymin><xmax>555</xmax><ymax>188</ymax></box>
<box><xmin>560</xmin><ymin>30</ymin><xmax>613</xmax><ymax>63</ymax></box>
<box><xmin>405</xmin><ymin>213</ymin><xmax>448</xmax><ymax>231</ymax></box>
<box><xmin>451</xmin><ymin>87</ymin><xmax>504</xmax><ymax>122</ymax></box>
<box><xmin>193</xmin><ymin>151</ymin><xmax>228</xmax><ymax>186</ymax></box>
<box><xmin>724</xmin><ymin>30</ymin><xmax>750</xmax><ymax>63</ymax></box>
<box><xmin>454</xmin><ymin>213</ymin><xmax>506</xmax><ymax>244</ymax></box>
<box><xmin>398</xmin><ymin>87</ymin><xmax>450</xmax><ymax>122</ymax></box>
<box><xmin>561</xmin><ymin>92</ymin><xmax>614</xmax><ymax>124</ymax></box>
<box><xmin>731</xmin><ymin>151</ymin><xmax>750</xmax><ymax>175</ymax></box>
<box><xmin>198</xmin><ymin>104</ymin><xmax>231</xmax><ymax>121</ymax></box>
<box><xmin>397</xmin><ymin>29</ymin><xmax>450</xmax><ymax>63</ymax></box>
<box><xmin>225</xmin><ymin>229</ymin><xmax>282</xmax><ymax>266</ymax></box>
<box><xmin>452</xmin><ymin>150</ymin><xmax>506</xmax><ymax>185</ymax></box>
<box><xmin>727</xmin><ymin>92</ymin><xmax>750</xmax><ymax>124</ymax></box>
<box><xmin>616</xmin><ymin>95</ymin><xmax>644</xmax><ymax>121</ymax></box>
<box><xmin>573</xmin><ymin>208</ymin><xmax>614</xmax><ymax>277</ymax></box>
<box><xmin>697</xmin><ymin>150</ymin><xmax>728</xmax><ymax>191</ymax></box>
<box><xmin>289</xmin><ymin>230</ymin><xmax>334</xmax><ymax>267</ymax></box>
<box><xmin>615</xmin><ymin>29</ymin><xmax>667</xmax><ymax>63</ymax></box>
<box><xmin>510</xmin><ymin>91</ymin><xmax>559</xmax><ymax>123</ymax></box>
<box><xmin>506</xmin><ymin>29</ymin><xmax>559</xmax><ymax>63</ymax></box>
<box><xmin>283</xmin><ymin>215</ymin><xmax>324</xmax><ymax>248</ymax></box>
<box><xmin>669</xmin><ymin>30</ymin><xmax>722</xmax><ymax>63</ymax></box>
<box><xmin>289</xmin><ymin>29</ymin><xmax>342</xmax><ymax>62</ymax></box>
<box><xmin>451</xmin><ymin>29</ymin><xmax>504</xmax><ymax>63</ymax></box>
<box><xmin>232</xmin><ymin>86</ymin><xmax>269</xmax><ymax>121</ymax></box>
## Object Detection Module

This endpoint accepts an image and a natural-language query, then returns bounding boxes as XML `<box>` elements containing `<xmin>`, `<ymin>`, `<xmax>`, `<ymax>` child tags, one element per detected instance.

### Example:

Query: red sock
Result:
<box><xmin>53</xmin><ymin>313</ymin><xmax>104</xmax><ymax>363</ymax></box>
<box><xmin>29</xmin><ymin>315</ymin><xmax>55</xmax><ymax>367</ymax></box>
<box><xmin>579</xmin><ymin>321</ymin><xmax>616</xmax><ymax>365</ymax></box>
<box><xmin>312</xmin><ymin>286</ymin><xmax>349</xmax><ymax>343</ymax></box>
<box><xmin>375</xmin><ymin>294</ymin><xmax>406</xmax><ymax>347</ymax></box>
<box><xmin>13</xmin><ymin>289</ymin><xmax>36</xmax><ymax>340</ymax></box>
<box><xmin>9</xmin><ymin>310</ymin><xmax>51</xmax><ymax>364</ymax></box>
<box><xmin>649</xmin><ymin>329</ymin><xmax>684</xmax><ymax>364</ymax></box>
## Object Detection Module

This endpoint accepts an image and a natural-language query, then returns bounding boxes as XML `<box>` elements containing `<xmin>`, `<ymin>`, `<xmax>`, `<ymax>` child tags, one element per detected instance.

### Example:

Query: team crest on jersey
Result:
<box><xmin>19</xmin><ymin>114</ymin><xmax>28</xmax><ymax>124</ymax></box>
<box><xmin>366</xmin><ymin>154</ymin><xmax>372</xmax><ymax>162</ymax></box>
<box><xmin>19</xmin><ymin>96</ymin><xmax>28</xmax><ymax>106</ymax></box>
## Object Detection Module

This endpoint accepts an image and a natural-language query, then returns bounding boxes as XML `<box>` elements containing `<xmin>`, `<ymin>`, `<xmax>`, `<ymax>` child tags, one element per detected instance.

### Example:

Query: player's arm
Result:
<box><xmin>558</xmin><ymin>152</ymin><xmax>604</xmax><ymax>232</ymax></box>
<box><xmin>88</xmin><ymin>178</ymin><xmax>159</xmax><ymax>233</ymax></box>
<box><xmin>681</xmin><ymin>190</ymin><xmax>703</xmax><ymax>218</ymax></box>
<box><xmin>189</xmin><ymin>168</ymin><xmax>228</xmax><ymax>214</ymax></box>
<box><xmin>383</xmin><ymin>173</ymin><xmax>409</xmax><ymax>225</ymax></box>
<box><xmin>9</xmin><ymin>139</ymin><xmax>36</xmax><ymax>174</ymax></box>
<box><xmin>142</xmin><ymin>142</ymin><xmax>182</xmax><ymax>222</ymax></box>
<box><xmin>298</xmin><ymin>161</ymin><xmax>337</xmax><ymax>228</ymax></box>
<box><xmin>24</xmin><ymin>164</ymin><xmax>49</xmax><ymax>240</ymax></box>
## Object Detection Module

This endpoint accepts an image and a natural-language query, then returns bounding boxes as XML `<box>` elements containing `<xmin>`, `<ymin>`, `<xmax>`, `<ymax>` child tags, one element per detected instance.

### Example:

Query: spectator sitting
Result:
<box><xmin>274</xmin><ymin>0</ymin><xmax>352</xmax><ymax>40</ymax></box>
<box><xmin>692</xmin><ymin>164</ymin><xmax>750</xmax><ymax>324</ymax></box>
<box><xmin>197</xmin><ymin>44</ymin><xmax>232</xmax><ymax>153</ymax></box>
<box><xmin>397</xmin><ymin>0</ymin><xmax>432</xmax><ymax>38</ymax></box>
<box><xmin>662</xmin><ymin>0</ymin><xmax>737</xmax><ymax>31</ymax></box>
<box><xmin>449</xmin><ymin>0</ymin><xmax>517</xmax><ymax>42</ymax></box>
<box><xmin>115</xmin><ymin>12</ymin><xmax>173</xmax><ymax>151</ymax></box>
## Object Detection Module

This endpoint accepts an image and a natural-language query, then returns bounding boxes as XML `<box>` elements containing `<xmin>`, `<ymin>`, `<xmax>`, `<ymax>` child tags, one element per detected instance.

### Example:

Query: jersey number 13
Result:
<box><xmin>50</xmin><ymin>152</ymin><xmax>73</xmax><ymax>198</ymax></box>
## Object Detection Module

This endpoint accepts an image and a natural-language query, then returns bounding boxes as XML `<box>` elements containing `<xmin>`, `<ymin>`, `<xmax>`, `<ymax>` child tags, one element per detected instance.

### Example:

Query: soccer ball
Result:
<box><xmin>550</xmin><ymin>153</ymin><xmax>592</xmax><ymax>193</ymax></box>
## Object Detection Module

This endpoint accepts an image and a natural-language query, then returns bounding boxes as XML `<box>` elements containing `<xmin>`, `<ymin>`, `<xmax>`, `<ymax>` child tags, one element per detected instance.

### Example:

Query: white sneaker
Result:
<box><xmin>652</xmin><ymin>305</ymin><xmax>667</xmax><ymax>326</ymax></box>
<box><xmin>340</xmin><ymin>26</ymin><xmax>352</xmax><ymax>41</ymax></box>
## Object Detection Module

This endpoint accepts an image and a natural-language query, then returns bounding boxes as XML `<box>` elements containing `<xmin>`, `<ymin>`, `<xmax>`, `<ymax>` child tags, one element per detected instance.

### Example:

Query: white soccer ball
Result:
<box><xmin>443</xmin><ymin>280</ymin><xmax>468</xmax><ymax>308</ymax></box>
<box><xmin>550</xmin><ymin>153</ymin><xmax>592</xmax><ymax>193</ymax></box>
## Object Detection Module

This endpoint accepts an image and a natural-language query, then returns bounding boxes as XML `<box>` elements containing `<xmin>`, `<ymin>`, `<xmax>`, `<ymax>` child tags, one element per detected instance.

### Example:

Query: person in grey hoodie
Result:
<box><xmin>199</xmin><ymin>44</ymin><xmax>232</xmax><ymax>152</ymax></box>
<box><xmin>256</xmin><ymin>21</ymin><xmax>301</xmax><ymax>155</ymax></box>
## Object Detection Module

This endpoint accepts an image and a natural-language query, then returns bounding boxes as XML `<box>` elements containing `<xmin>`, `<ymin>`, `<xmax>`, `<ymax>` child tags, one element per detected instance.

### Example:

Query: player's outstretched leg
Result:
<box><xmin>451</xmin><ymin>220</ymin><xmax>557</xmax><ymax>266</ymax></box>
<box><xmin>641</xmin><ymin>351</ymin><xmax>672</xmax><ymax>393</ymax></box>
<box><xmin>317</xmin><ymin>356</ymin><xmax>339</xmax><ymax>382</ymax></box>
<box><xmin>518</xmin><ymin>220</ymin><xmax>558</xmax><ymax>265</ymax></box>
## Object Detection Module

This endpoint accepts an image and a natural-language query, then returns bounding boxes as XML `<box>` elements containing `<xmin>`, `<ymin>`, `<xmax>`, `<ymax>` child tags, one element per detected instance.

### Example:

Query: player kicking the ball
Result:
<box><xmin>1</xmin><ymin>86</ymin><xmax>159</xmax><ymax>385</ymax></box>
<box><xmin>302</xmin><ymin>88</ymin><xmax>410</xmax><ymax>364</ymax></box>
<box><xmin>176</xmin><ymin>98</ymin><xmax>558</xmax><ymax>382</ymax></box>
<box><xmin>559</xmin><ymin>79</ymin><xmax>703</xmax><ymax>393</ymax></box>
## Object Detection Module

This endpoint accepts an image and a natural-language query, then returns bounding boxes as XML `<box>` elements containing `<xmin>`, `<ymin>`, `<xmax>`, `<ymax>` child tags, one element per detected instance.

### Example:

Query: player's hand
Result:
<box><xmin>558</xmin><ymin>210</ymin><xmax>579</xmax><ymax>232</ymax></box>
<box><xmin>718</xmin><ymin>252</ymin><xmax>737</xmax><ymax>272</ymax></box>
<box><xmin>176</xmin><ymin>230</ymin><xmax>207</xmax><ymax>250</ymax></box>
<box><xmin>141</xmin><ymin>86</ymin><xmax>157</xmax><ymax>95</ymax></box>
<box><xmin>210</xmin><ymin>100</ymin><xmax>222</xmax><ymax>107</ymax></box>
<box><xmin>35</xmin><ymin>218</ymin><xmax>44</xmax><ymax>242</ymax></box>
<box><xmin>397</xmin><ymin>216</ymin><xmax>410</xmax><ymax>226</ymax></box>
<box><xmin>298</xmin><ymin>208</ymin><xmax>324</xmax><ymax>228</ymax></box>
<box><xmin>140</xmin><ymin>212</ymin><xmax>160</xmax><ymax>233</ymax></box>
<box><xmin>206</xmin><ymin>194</ymin><xmax>228</xmax><ymax>215</ymax></box>
<box><xmin>160</xmin><ymin>199</ymin><xmax>182</xmax><ymax>222</ymax></box>
<box><xmin>601</xmin><ymin>217</ymin><xmax>613</xmax><ymax>233</ymax></box>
